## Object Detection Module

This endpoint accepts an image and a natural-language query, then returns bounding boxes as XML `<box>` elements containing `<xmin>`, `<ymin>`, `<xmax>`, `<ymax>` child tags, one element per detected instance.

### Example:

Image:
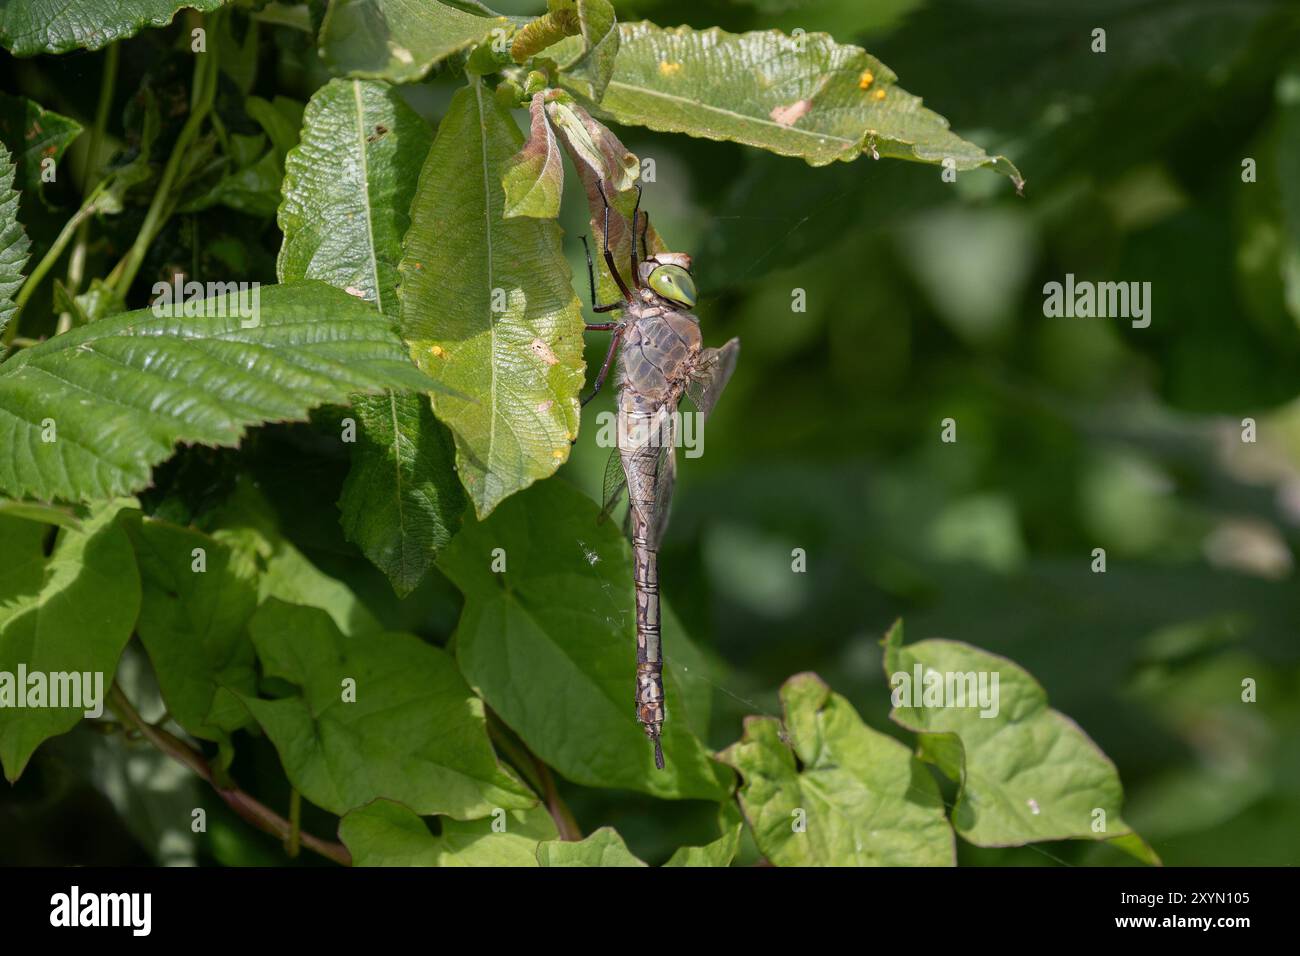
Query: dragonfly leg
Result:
<box><xmin>585</xmin><ymin>322</ymin><xmax>619</xmax><ymax>331</ymax></box>
<box><xmin>581</xmin><ymin>326</ymin><xmax>623</xmax><ymax>407</ymax></box>
<box><xmin>580</xmin><ymin>235</ymin><xmax>625</xmax><ymax>313</ymax></box>
<box><xmin>639</xmin><ymin>210</ymin><xmax>650</xmax><ymax>262</ymax></box>
<box><xmin>628</xmin><ymin>184</ymin><xmax>643</xmax><ymax>289</ymax></box>
<box><xmin>595</xmin><ymin>182</ymin><xmax>634</xmax><ymax>302</ymax></box>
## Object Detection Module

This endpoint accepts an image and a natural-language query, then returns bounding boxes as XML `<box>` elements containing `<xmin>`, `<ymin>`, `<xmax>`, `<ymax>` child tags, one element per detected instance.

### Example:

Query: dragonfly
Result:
<box><xmin>580</xmin><ymin>185</ymin><xmax>740</xmax><ymax>770</ymax></box>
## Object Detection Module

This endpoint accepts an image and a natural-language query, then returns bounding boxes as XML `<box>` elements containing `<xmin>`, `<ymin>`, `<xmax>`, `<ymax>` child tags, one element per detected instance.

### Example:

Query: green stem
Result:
<box><xmin>2</xmin><ymin>183</ymin><xmax>108</xmax><ymax>351</ymax></box>
<box><xmin>486</xmin><ymin>711</ymin><xmax>582</xmax><ymax>841</ymax></box>
<box><xmin>106</xmin><ymin>25</ymin><xmax>219</xmax><ymax>299</ymax></box>
<box><xmin>64</xmin><ymin>41</ymin><xmax>120</xmax><ymax>312</ymax></box>
<box><xmin>107</xmin><ymin>684</ymin><xmax>352</xmax><ymax>867</ymax></box>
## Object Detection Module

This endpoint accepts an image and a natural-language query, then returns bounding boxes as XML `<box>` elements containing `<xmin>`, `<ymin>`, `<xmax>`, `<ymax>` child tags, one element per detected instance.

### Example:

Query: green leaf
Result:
<box><xmin>214</xmin><ymin>9</ymin><xmax>259</xmax><ymax>94</ymax></box>
<box><xmin>277</xmin><ymin>79</ymin><xmax>464</xmax><ymax>597</ymax></box>
<box><xmin>0</xmin><ymin>515</ymin><xmax>46</xmax><ymax>634</ymax></box>
<box><xmin>0</xmin><ymin>94</ymin><xmax>82</xmax><ymax>206</ymax></box>
<box><xmin>400</xmin><ymin>81</ymin><xmax>584</xmax><ymax>518</ymax></box>
<box><xmin>278</xmin><ymin>78</ymin><xmax>432</xmax><ymax>311</ymax></box>
<box><xmin>536</xmin><ymin>826</ymin><xmax>646</xmax><ymax>866</ymax></box>
<box><xmin>320</xmin><ymin>0</ymin><xmax>516</xmax><ymax>84</ymax></box>
<box><xmin>180</xmin><ymin>147</ymin><xmax>282</xmax><ymax>218</ymax></box>
<box><xmin>429</xmin><ymin>805</ymin><xmax>559</xmax><ymax>865</ymax></box>
<box><xmin>338</xmin><ymin>392</ymin><xmax>465</xmax><ymax>597</ymax></box>
<box><xmin>340</xmin><ymin>798</ymin><xmax>559</xmax><ymax>866</ymax></box>
<box><xmin>338</xmin><ymin>799</ymin><xmax>441</xmax><ymax>866</ymax></box>
<box><xmin>882</xmin><ymin>621</ymin><xmax>1147</xmax><ymax>852</ymax></box>
<box><xmin>0</xmin><ymin>0</ymin><xmax>227</xmax><ymax>56</ymax></box>
<box><xmin>562</xmin><ymin>0</ymin><xmax>619</xmax><ymax>103</ymax></box>
<box><xmin>0</xmin><ymin>280</ymin><xmax>443</xmax><ymax>503</ymax></box>
<box><xmin>0</xmin><ymin>499</ymin><xmax>83</xmax><ymax>531</ymax></box>
<box><xmin>502</xmin><ymin>93</ymin><xmax>565</xmax><ymax>220</ymax></box>
<box><xmin>120</xmin><ymin>513</ymin><xmax>258</xmax><ymax>748</ymax></box>
<box><xmin>245</xmin><ymin>95</ymin><xmax>303</xmax><ymax>163</ymax></box>
<box><xmin>569</xmin><ymin>22</ymin><xmax>1022</xmax><ymax>188</ymax></box>
<box><xmin>437</xmin><ymin>478</ymin><xmax>733</xmax><ymax>801</ymax></box>
<box><xmin>718</xmin><ymin>671</ymin><xmax>955</xmax><ymax>866</ymax></box>
<box><xmin>663</xmin><ymin>801</ymin><xmax>744</xmax><ymax>867</ymax></box>
<box><xmin>237</xmin><ymin>599</ymin><xmax>536</xmax><ymax>818</ymax></box>
<box><xmin>0</xmin><ymin>145</ymin><xmax>30</xmax><ymax>338</ymax></box>
<box><xmin>0</xmin><ymin>503</ymin><xmax>141</xmax><ymax>782</ymax></box>
<box><xmin>206</xmin><ymin>477</ymin><xmax>382</xmax><ymax>639</ymax></box>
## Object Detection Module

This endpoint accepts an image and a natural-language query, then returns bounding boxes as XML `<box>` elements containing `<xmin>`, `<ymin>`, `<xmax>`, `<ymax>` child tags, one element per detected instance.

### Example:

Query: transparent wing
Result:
<box><xmin>686</xmin><ymin>337</ymin><xmax>740</xmax><ymax>421</ymax></box>
<box><xmin>598</xmin><ymin>447</ymin><xmax>627</xmax><ymax>525</ymax></box>
<box><xmin>647</xmin><ymin>419</ymin><xmax>677</xmax><ymax>549</ymax></box>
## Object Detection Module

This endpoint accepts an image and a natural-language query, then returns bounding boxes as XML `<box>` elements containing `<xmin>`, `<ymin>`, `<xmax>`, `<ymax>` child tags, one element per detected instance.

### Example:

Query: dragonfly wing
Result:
<box><xmin>648</xmin><ymin>438</ymin><xmax>677</xmax><ymax>549</ymax></box>
<box><xmin>598</xmin><ymin>447</ymin><xmax>627</xmax><ymax>525</ymax></box>
<box><xmin>686</xmin><ymin>337</ymin><xmax>740</xmax><ymax>422</ymax></box>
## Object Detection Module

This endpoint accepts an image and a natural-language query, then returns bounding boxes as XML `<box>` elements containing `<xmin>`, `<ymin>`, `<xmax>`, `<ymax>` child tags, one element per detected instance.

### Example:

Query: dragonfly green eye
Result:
<box><xmin>648</xmin><ymin>264</ymin><xmax>696</xmax><ymax>308</ymax></box>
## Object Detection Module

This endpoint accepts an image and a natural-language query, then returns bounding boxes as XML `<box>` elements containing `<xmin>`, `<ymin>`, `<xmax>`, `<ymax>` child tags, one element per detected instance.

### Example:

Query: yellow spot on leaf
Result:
<box><xmin>872</xmin><ymin>89</ymin><xmax>886</xmax><ymax>101</ymax></box>
<box><xmin>858</xmin><ymin>70</ymin><xmax>874</xmax><ymax>90</ymax></box>
<box><xmin>430</xmin><ymin>345</ymin><xmax>448</xmax><ymax>359</ymax></box>
<box><xmin>658</xmin><ymin>61</ymin><xmax>682</xmax><ymax>77</ymax></box>
<box><xmin>552</xmin><ymin>449</ymin><xmax>565</xmax><ymax>460</ymax></box>
<box><xmin>770</xmin><ymin>99</ymin><xmax>813</xmax><ymax>127</ymax></box>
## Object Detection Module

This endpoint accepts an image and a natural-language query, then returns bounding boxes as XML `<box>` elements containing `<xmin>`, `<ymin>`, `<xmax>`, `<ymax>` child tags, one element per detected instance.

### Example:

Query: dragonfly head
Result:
<box><xmin>641</xmin><ymin>253</ymin><xmax>696</xmax><ymax>309</ymax></box>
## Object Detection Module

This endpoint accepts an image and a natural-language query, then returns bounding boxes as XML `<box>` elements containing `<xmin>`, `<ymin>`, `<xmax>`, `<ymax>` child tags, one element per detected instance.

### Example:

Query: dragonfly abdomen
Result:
<box><xmin>631</xmin><ymin>530</ymin><xmax>665</xmax><ymax>769</ymax></box>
